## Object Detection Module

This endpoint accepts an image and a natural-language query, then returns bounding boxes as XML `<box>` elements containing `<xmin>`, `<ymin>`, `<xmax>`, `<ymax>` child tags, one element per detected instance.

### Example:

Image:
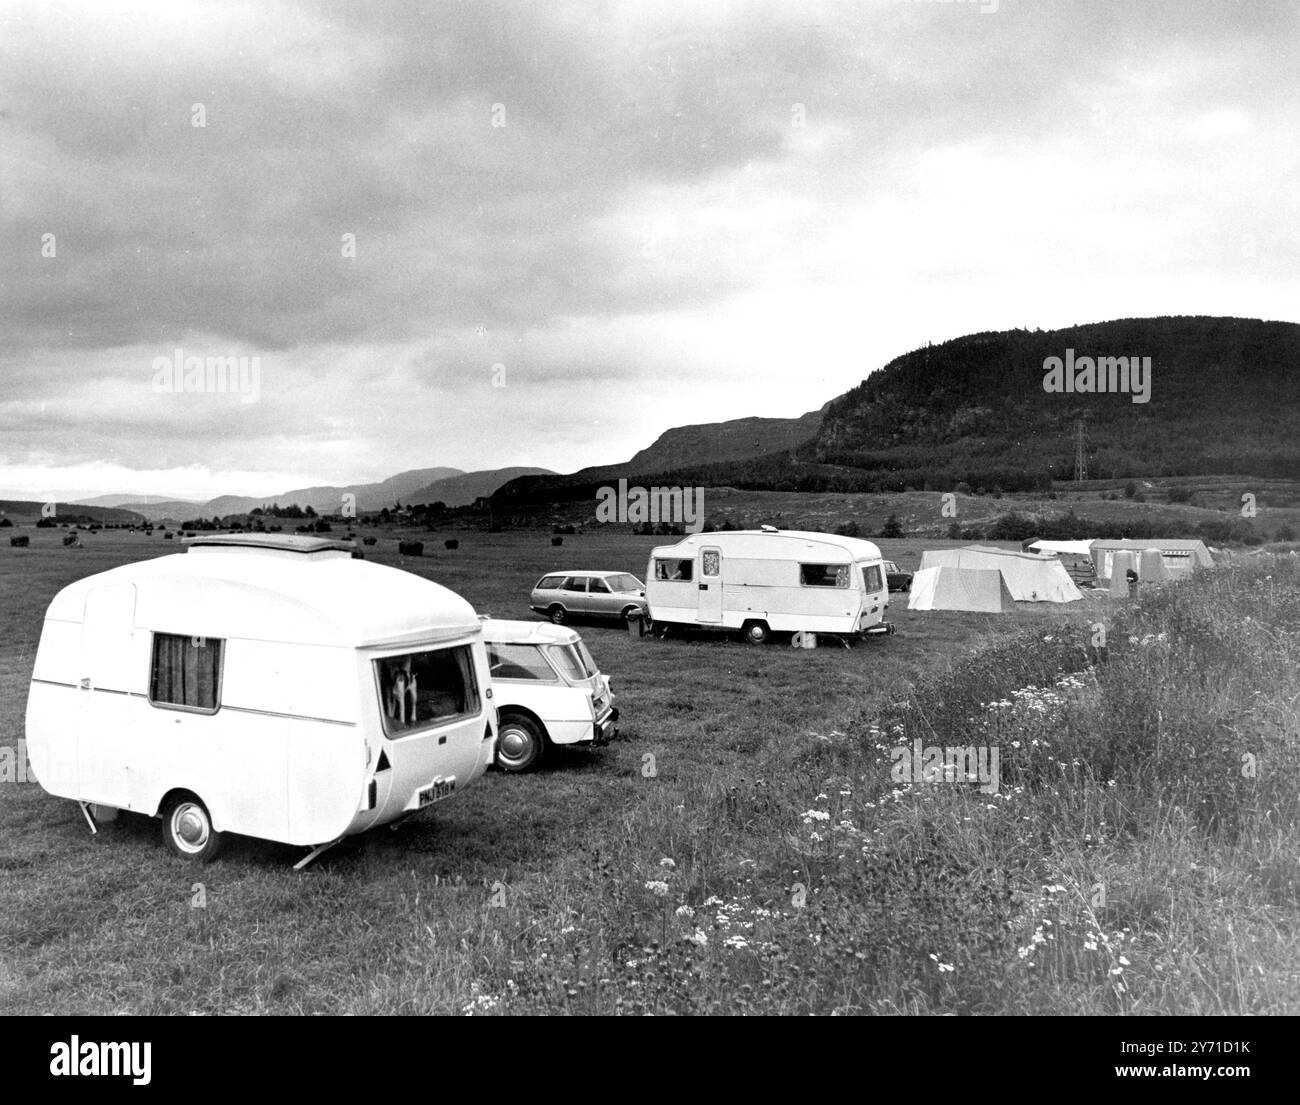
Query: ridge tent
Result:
<box><xmin>907</xmin><ymin>567</ymin><xmax>1013</xmax><ymax>613</ymax></box>
<box><xmin>1090</xmin><ymin>539</ymin><xmax>1212</xmax><ymax>582</ymax></box>
<box><xmin>918</xmin><ymin>546</ymin><xmax>1082</xmax><ymax>603</ymax></box>
<box><xmin>1026</xmin><ymin>539</ymin><xmax>1097</xmax><ymax>587</ymax></box>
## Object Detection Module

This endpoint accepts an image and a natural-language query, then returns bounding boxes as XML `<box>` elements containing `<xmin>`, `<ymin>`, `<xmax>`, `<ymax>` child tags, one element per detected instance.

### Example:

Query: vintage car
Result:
<box><xmin>883</xmin><ymin>560</ymin><xmax>913</xmax><ymax>592</ymax></box>
<box><xmin>481</xmin><ymin>618</ymin><xmax>619</xmax><ymax>772</ymax></box>
<box><xmin>529</xmin><ymin>570</ymin><xmax>648</xmax><ymax>625</ymax></box>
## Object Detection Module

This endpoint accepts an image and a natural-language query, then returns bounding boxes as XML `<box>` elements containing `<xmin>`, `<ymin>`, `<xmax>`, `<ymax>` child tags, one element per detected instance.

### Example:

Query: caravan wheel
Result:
<box><xmin>741</xmin><ymin>620</ymin><xmax>770</xmax><ymax>645</ymax></box>
<box><xmin>161</xmin><ymin>794</ymin><xmax>225</xmax><ymax>862</ymax></box>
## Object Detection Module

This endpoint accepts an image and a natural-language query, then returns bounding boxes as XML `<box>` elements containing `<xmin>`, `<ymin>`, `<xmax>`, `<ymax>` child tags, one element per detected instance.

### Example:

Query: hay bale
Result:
<box><xmin>444</xmin><ymin>539</ymin><xmax>459</xmax><ymax>550</ymax></box>
<box><xmin>551</xmin><ymin>536</ymin><xmax>563</xmax><ymax>546</ymax></box>
<box><xmin>62</xmin><ymin>534</ymin><xmax>78</xmax><ymax>547</ymax></box>
<box><xmin>362</xmin><ymin>536</ymin><xmax>377</xmax><ymax>546</ymax></box>
<box><xmin>9</xmin><ymin>535</ymin><xmax>29</xmax><ymax>547</ymax></box>
<box><xmin>399</xmin><ymin>541</ymin><xmax>424</xmax><ymax>556</ymax></box>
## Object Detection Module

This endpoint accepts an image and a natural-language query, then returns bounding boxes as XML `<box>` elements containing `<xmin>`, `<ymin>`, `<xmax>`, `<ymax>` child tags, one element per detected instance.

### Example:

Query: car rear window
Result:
<box><xmin>487</xmin><ymin>643</ymin><xmax>557</xmax><ymax>681</ymax></box>
<box><xmin>536</xmin><ymin>575</ymin><xmax>564</xmax><ymax>590</ymax></box>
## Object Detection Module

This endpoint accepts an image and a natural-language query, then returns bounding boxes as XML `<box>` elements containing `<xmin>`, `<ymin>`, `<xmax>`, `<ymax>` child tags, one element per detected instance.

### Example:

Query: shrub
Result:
<box><xmin>879</xmin><ymin>513</ymin><xmax>904</xmax><ymax>538</ymax></box>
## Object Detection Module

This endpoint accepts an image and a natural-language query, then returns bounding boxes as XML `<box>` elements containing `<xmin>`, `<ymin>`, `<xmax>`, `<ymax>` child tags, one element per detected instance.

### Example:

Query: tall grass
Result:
<box><xmin>480</xmin><ymin>557</ymin><xmax>1300</xmax><ymax>1014</ymax></box>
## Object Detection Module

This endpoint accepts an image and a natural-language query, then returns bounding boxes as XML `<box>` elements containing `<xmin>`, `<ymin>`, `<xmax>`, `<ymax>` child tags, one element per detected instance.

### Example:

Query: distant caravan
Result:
<box><xmin>645</xmin><ymin>528</ymin><xmax>894</xmax><ymax>644</ymax></box>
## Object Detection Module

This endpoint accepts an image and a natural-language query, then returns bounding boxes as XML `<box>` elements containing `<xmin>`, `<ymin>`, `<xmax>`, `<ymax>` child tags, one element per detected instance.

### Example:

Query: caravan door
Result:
<box><xmin>697</xmin><ymin>547</ymin><xmax>723</xmax><ymax>623</ymax></box>
<box><xmin>78</xmin><ymin>584</ymin><xmax>139</xmax><ymax>808</ymax></box>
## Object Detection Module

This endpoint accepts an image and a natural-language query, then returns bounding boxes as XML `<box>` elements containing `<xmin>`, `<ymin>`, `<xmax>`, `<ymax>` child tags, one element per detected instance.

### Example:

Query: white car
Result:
<box><xmin>480</xmin><ymin>619</ymin><xmax>619</xmax><ymax>772</ymax></box>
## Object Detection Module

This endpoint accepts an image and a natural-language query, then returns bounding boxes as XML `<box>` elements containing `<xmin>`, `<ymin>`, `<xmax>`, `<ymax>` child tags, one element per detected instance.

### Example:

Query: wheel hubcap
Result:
<box><xmin>499</xmin><ymin>729</ymin><xmax>532</xmax><ymax>763</ymax></box>
<box><xmin>174</xmin><ymin>804</ymin><xmax>208</xmax><ymax>850</ymax></box>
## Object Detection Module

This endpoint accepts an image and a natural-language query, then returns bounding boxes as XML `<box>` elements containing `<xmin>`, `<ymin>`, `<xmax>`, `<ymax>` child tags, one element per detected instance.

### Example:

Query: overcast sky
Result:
<box><xmin>2</xmin><ymin>0</ymin><xmax>1298</xmax><ymax>501</ymax></box>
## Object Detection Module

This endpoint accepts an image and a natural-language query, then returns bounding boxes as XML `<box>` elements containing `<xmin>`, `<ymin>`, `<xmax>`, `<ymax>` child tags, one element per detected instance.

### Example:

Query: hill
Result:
<box><xmin>813</xmin><ymin>315</ymin><xmax>1300</xmax><ymax>489</ymax></box>
<box><xmin>201</xmin><ymin>466</ymin><xmax>466</xmax><ymax>516</ymax></box>
<box><xmin>402</xmin><ymin>467</ymin><xmax>557</xmax><ymax>508</ymax></box>
<box><xmin>495</xmin><ymin>315</ymin><xmax>1300</xmax><ymax>507</ymax></box>
<box><xmin>0</xmin><ymin>500</ymin><xmax>144</xmax><ymax>525</ymax></box>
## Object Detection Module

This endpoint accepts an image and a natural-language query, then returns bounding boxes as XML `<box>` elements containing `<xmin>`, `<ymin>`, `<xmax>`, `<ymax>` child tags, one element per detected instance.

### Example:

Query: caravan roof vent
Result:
<box><xmin>760</xmin><ymin>524</ymin><xmax>779</xmax><ymax>533</ymax></box>
<box><xmin>184</xmin><ymin>534</ymin><xmax>355</xmax><ymax>556</ymax></box>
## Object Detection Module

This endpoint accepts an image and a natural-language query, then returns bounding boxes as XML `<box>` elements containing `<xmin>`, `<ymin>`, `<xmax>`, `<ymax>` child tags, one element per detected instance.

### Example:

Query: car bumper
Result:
<box><xmin>594</xmin><ymin>706</ymin><xmax>619</xmax><ymax>745</ymax></box>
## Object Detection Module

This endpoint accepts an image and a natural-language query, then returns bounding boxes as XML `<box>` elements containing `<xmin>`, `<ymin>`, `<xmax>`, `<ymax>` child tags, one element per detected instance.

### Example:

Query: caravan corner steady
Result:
<box><xmin>645</xmin><ymin>527</ymin><xmax>895</xmax><ymax>644</ymax></box>
<box><xmin>25</xmin><ymin>534</ymin><xmax>498</xmax><ymax>868</ymax></box>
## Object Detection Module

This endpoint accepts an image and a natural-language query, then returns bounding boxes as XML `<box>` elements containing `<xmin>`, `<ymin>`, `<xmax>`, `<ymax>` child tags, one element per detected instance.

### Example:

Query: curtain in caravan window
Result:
<box><xmin>151</xmin><ymin>633</ymin><xmax>222</xmax><ymax>711</ymax></box>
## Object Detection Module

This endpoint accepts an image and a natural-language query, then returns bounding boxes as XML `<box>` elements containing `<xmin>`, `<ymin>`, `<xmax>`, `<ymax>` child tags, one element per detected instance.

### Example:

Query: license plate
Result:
<box><xmin>418</xmin><ymin>776</ymin><xmax>456</xmax><ymax>807</ymax></box>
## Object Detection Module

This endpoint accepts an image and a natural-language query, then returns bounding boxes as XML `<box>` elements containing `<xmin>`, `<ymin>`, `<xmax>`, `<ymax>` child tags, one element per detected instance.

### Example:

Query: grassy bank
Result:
<box><xmin>476</xmin><ymin>555</ymin><xmax>1300</xmax><ymax>1014</ymax></box>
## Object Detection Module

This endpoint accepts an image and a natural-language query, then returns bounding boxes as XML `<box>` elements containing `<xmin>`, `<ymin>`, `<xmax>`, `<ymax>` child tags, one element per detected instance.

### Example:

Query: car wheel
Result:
<box><xmin>497</xmin><ymin>715</ymin><xmax>546</xmax><ymax>773</ymax></box>
<box><xmin>547</xmin><ymin>604</ymin><xmax>566</xmax><ymax>625</ymax></box>
<box><xmin>621</xmin><ymin>605</ymin><xmax>642</xmax><ymax>623</ymax></box>
<box><xmin>161</xmin><ymin>793</ymin><xmax>224</xmax><ymax>862</ymax></box>
<box><xmin>741</xmin><ymin>620</ymin><xmax>770</xmax><ymax>645</ymax></box>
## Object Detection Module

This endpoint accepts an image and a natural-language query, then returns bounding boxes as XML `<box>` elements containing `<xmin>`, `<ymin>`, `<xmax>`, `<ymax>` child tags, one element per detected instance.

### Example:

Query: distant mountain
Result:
<box><xmin>71</xmin><ymin>493</ymin><xmax>199</xmax><ymax>509</ymax></box>
<box><xmin>494</xmin><ymin>316</ymin><xmax>1300</xmax><ymax>507</ymax></box>
<box><xmin>492</xmin><ymin>407</ymin><xmax>827</xmax><ymax>504</ymax></box>
<box><xmin>111</xmin><ymin>500</ymin><xmax>206</xmax><ymax>522</ymax></box>
<box><xmin>200</xmin><ymin>466</ymin><xmax>465</xmax><ymax>517</ymax></box>
<box><xmin>0</xmin><ymin>500</ymin><xmax>144</xmax><ymax>524</ymax></box>
<box><xmin>612</xmin><ymin>408</ymin><xmax>825</xmax><ymax>474</ymax></box>
<box><xmin>403</xmin><ymin>467</ymin><xmax>557</xmax><ymax>507</ymax></box>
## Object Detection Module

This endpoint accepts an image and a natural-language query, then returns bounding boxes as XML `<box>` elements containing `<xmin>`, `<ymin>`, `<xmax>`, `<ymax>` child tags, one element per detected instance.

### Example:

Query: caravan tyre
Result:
<box><xmin>497</xmin><ymin>715</ymin><xmax>546</xmax><ymax>773</ymax></box>
<box><xmin>741</xmin><ymin>620</ymin><xmax>770</xmax><ymax>645</ymax></box>
<box><xmin>161</xmin><ymin>794</ymin><xmax>225</xmax><ymax>862</ymax></box>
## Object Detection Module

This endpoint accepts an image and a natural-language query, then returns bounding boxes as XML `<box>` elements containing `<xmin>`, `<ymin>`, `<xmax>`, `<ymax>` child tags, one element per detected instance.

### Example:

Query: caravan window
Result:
<box><xmin>800</xmin><ymin>563</ymin><xmax>849</xmax><ymax>588</ymax></box>
<box><xmin>861</xmin><ymin>564</ymin><xmax>884</xmax><ymax>593</ymax></box>
<box><xmin>375</xmin><ymin>645</ymin><xmax>481</xmax><ymax>737</ymax></box>
<box><xmin>149</xmin><ymin>633</ymin><xmax>224</xmax><ymax>713</ymax></box>
<box><xmin>654</xmin><ymin>558</ymin><xmax>693</xmax><ymax>582</ymax></box>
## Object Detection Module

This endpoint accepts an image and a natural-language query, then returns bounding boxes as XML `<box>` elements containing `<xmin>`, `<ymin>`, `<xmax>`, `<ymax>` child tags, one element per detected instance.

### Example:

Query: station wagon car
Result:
<box><xmin>883</xmin><ymin>560</ymin><xmax>913</xmax><ymax>592</ymax></box>
<box><xmin>481</xmin><ymin>619</ymin><xmax>619</xmax><ymax>772</ymax></box>
<box><xmin>529</xmin><ymin>570</ymin><xmax>648</xmax><ymax>625</ymax></box>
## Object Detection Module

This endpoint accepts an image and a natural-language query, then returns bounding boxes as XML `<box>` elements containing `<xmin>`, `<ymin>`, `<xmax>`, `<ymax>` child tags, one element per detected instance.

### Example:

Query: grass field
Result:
<box><xmin>1</xmin><ymin>527</ymin><xmax>1295</xmax><ymax>1014</ymax></box>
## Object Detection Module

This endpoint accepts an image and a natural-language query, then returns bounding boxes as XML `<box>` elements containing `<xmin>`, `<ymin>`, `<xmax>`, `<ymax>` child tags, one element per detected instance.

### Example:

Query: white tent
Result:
<box><xmin>1027</xmin><ymin>540</ymin><xmax>1095</xmax><ymax>557</ymax></box>
<box><xmin>908</xmin><ymin>566</ymin><xmax>1013</xmax><ymax>612</ymax></box>
<box><xmin>1091</xmin><ymin>539</ymin><xmax>1212</xmax><ymax>581</ymax></box>
<box><xmin>918</xmin><ymin>546</ymin><xmax>1083</xmax><ymax>603</ymax></box>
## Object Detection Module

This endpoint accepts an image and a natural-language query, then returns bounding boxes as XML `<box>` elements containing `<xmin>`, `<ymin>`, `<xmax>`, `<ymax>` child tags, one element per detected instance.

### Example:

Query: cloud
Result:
<box><xmin>1</xmin><ymin>0</ymin><xmax>1298</xmax><ymax>498</ymax></box>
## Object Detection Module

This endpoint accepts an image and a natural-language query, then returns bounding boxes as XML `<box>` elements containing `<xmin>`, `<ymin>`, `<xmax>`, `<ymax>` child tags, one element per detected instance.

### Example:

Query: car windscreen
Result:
<box><xmin>545</xmin><ymin>641</ymin><xmax>599</xmax><ymax>681</ymax></box>
<box><xmin>375</xmin><ymin>645</ymin><xmax>480</xmax><ymax>736</ymax></box>
<box><xmin>606</xmin><ymin>573</ymin><xmax>642</xmax><ymax>592</ymax></box>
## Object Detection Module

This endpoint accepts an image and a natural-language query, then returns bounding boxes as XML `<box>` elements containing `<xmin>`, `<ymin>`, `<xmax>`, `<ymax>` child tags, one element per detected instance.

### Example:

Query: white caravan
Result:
<box><xmin>25</xmin><ymin>535</ymin><xmax>498</xmax><ymax>867</ymax></box>
<box><xmin>480</xmin><ymin>618</ymin><xmax>618</xmax><ymax>773</ymax></box>
<box><xmin>645</xmin><ymin>527</ymin><xmax>895</xmax><ymax>643</ymax></box>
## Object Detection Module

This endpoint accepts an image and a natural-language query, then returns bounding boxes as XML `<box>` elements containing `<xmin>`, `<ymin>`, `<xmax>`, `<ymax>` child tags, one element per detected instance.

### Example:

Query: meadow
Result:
<box><xmin>0</xmin><ymin>527</ymin><xmax>1295</xmax><ymax>1014</ymax></box>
